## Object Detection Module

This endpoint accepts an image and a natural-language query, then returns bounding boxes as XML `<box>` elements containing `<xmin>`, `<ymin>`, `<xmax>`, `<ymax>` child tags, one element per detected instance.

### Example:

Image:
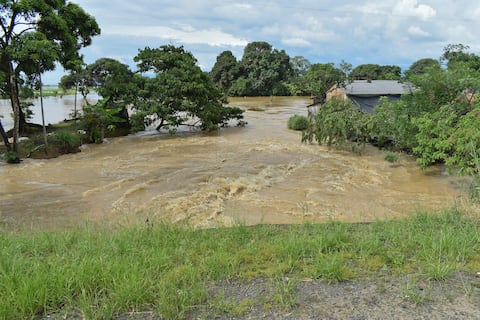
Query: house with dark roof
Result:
<box><xmin>309</xmin><ymin>80</ymin><xmax>415</xmax><ymax>114</ymax></box>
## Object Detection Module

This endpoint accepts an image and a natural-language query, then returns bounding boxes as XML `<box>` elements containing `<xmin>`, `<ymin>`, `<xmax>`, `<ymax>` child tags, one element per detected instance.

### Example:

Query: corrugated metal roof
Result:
<box><xmin>344</xmin><ymin>80</ymin><xmax>414</xmax><ymax>96</ymax></box>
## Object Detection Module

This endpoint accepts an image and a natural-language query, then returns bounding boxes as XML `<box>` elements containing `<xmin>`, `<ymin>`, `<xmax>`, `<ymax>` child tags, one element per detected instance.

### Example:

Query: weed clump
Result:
<box><xmin>287</xmin><ymin>115</ymin><xmax>309</xmax><ymax>131</ymax></box>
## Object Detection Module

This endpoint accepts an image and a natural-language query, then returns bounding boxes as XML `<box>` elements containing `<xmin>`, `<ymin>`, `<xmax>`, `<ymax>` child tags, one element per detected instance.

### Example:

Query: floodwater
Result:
<box><xmin>0</xmin><ymin>94</ymin><xmax>98</xmax><ymax>130</ymax></box>
<box><xmin>0</xmin><ymin>96</ymin><xmax>469</xmax><ymax>230</ymax></box>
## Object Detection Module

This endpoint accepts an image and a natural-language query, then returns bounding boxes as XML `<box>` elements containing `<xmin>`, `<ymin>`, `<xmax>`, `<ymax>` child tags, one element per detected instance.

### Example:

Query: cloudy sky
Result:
<box><xmin>43</xmin><ymin>0</ymin><xmax>480</xmax><ymax>84</ymax></box>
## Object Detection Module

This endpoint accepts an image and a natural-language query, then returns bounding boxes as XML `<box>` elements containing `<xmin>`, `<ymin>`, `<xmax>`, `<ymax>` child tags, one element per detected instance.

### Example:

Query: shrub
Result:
<box><xmin>287</xmin><ymin>115</ymin><xmax>309</xmax><ymax>131</ymax></box>
<box><xmin>302</xmin><ymin>99</ymin><xmax>369</xmax><ymax>153</ymax></box>
<box><xmin>53</xmin><ymin>130</ymin><xmax>81</xmax><ymax>152</ymax></box>
<box><xmin>3</xmin><ymin>150</ymin><xmax>20</xmax><ymax>163</ymax></box>
<box><xmin>384</xmin><ymin>151</ymin><xmax>399</xmax><ymax>163</ymax></box>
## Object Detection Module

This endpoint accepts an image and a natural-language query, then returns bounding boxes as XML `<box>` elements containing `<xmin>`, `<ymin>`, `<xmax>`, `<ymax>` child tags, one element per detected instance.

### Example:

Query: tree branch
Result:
<box><xmin>14</xmin><ymin>26</ymin><xmax>36</xmax><ymax>37</ymax></box>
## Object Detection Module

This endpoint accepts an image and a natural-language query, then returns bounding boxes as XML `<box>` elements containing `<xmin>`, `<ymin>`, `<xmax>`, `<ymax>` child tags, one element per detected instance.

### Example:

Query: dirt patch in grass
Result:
<box><xmin>43</xmin><ymin>272</ymin><xmax>480</xmax><ymax>320</ymax></box>
<box><xmin>190</xmin><ymin>272</ymin><xmax>480</xmax><ymax>319</ymax></box>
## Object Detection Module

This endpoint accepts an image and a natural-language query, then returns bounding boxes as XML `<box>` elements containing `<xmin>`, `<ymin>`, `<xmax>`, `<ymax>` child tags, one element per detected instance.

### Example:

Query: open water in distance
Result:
<box><xmin>0</xmin><ymin>94</ymin><xmax>98</xmax><ymax>130</ymax></box>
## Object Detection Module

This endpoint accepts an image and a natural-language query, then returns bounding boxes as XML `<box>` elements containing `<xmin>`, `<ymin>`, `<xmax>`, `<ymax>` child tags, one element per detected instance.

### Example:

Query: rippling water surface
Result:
<box><xmin>0</xmin><ymin>96</ymin><xmax>468</xmax><ymax>230</ymax></box>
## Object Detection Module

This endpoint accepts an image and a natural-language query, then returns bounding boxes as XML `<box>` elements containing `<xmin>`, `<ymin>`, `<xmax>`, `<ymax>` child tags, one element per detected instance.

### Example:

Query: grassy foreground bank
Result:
<box><xmin>1</xmin><ymin>209</ymin><xmax>479</xmax><ymax>319</ymax></box>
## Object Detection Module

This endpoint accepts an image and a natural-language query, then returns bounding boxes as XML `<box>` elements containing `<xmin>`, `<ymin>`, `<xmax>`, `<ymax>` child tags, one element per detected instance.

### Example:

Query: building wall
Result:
<box><xmin>326</xmin><ymin>86</ymin><xmax>347</xmax><ymax>102</ymax></box>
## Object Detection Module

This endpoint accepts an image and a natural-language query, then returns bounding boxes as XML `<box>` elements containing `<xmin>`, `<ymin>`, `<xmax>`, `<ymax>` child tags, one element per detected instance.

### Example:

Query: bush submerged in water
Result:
<box><xmin>53</xmin><ymin>130</ymin><xmax>81</xmax><ymax>153</ymax></box>
<box><xmin>287</xmin><ymin>115</ymin><xmax>309</xmax><ymax>131</ymax></box>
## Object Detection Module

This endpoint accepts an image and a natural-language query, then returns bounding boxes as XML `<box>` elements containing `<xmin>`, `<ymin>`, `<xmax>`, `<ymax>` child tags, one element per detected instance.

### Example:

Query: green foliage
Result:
<box><xmin>211</xmin><ymin>41</ymin><xmax>294</xmax><ymax>96</ymax></box>
<box><xmin>408</xmin><ymin>62</ymin><xmax>480</xmax><ymax>171</ymax></box>
<box><xmin>272</xmin><ymin>81</ymin><xmax>291</xmax><ymax>96</ymax></box>
<box><xmin>210</xmin><ymin>50</ymin><xmax>240</xmax><ymax>94</ymax></box>
<box><xmin>239</xmin><ymin>41</ymin><xmax>292</xmax><ymax>96</ymax></box>
<box><xmin>368</xmin><ymin>98</ymin><xmax>411</xmax><ymax>149</ymax></box>
<box><xmin>384</xmin><ymin>151</ymin><xmax>399</xmax><ymax>163</ymax></box>
<box><xmin>20</xmin><ymin>101</ymin><xmax>34</xmax><ymax>121</ymax></box>
<box><xmin>228</xmin><ymin>76</ymin><xmax>253</xmax><ymax>96</ymax></box>
<box><xmin>445</xmin><ymin>107</ymin><xmax>480</xmax><ymax>175</ymax></box>
<box><xmin>290</xmin><ymin>56</ymin><xmax>311</xmax><ymax>78</ymax></box>
<box><xmin>287</xmin><ymin>115</ymin><xmax>309</xmax><ymax>131</ymax></box>
<box><xmin>81</xmin><ymin>98</ymin><xmax>125</xmax><ymax>143</ymax></box>
<box><xmin>86</xmin><ymin>58</ymin><xmax>134</xmax><ymax>101</ymax></box>
<box><xmin>303</xmin><ymin>98</ymin><xmax>369</xmax><ymax>153</ymax></box>
<box><xmin>301</xmin><ymin>63</ymin><xmax>345</xmax><ymax>98</ymax></box>
<box><xmin>413</xmin><ymin>106</ymin><xmax>456</xmax><ymax>168</ymax></box>
<box><xmin>404</xmin><ymin>58</ymin><xmax>440</xmax><ymax>79</ymax></box>
<box><xmin>130</xmin><ymin>45</ymin><xmax>244</xmax><ymax>132</ymax></box>
<box><xmin>10</xmin><ymin>32</ymin><xmax>59</xmax><ymax>78</ymax></box>
<box><xmin>3</xmin><ymin>150</ymin><xmax>19</xmax><ymax>163</ymax></box>
<box><xmin>0</xmin><ymin>0</ymin><xmax>100</xmax><ymax>87</ymax></box>
<box><xmin>441</xmin><ymin>43</ymin><xmax>480</xmax><ymax>70</ymax></box>
<box><xmin>52</xmin><ymin>131</ymin><xmax>81</xmax><ymax>153</ymax></box>
<box><xmin>350</xmin><ymin>64</ymin><xmax>402</xmax><ymax>80</ymax></box>
<box><xmin>210</xmin><ymin>42</ymin><xmax>348</xmax><ymax>97</ymax></box>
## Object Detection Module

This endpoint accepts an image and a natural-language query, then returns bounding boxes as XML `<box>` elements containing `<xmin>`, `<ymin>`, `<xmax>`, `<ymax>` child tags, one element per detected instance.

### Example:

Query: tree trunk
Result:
<box><xmin>38</xmin><ymin>69</ymin><xmax>49</xmax><ymax>155</ymax></box>
<box><xmin>156</xmin><ymin>118</ymin><xmax>165</xmax><ymax>131</ymax></box>
<box><xmin>74</xmin><ymin>81</ymin><xmax>78</xmax><ymax>131</ymax></box>
<box><xmin>8</xmin><ymin>61</ymin><xmax>20</xmax><ymax>156</ymax></box>
<box><xmin>0</xmin><ymin>120</ymin><xmax>12</xmax><ymax>151</ymax></box>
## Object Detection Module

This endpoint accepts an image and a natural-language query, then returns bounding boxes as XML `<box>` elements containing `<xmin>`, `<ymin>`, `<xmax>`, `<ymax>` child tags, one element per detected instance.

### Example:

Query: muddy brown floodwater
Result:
<box><xmin>0</xmin><ymin>97</ymin><xmax>470</xmax><ymax>230</ymax></box>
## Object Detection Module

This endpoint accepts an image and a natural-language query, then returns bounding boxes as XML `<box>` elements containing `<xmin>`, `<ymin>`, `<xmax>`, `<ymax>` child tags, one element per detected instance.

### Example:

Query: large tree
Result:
<box><xmin>302</xmin><ymin>63</ymin><xmax>345</xmax><ymax>100</ymax></box>
<box><xmin>210</xmin><ymin>50</ymin><xmax>239</xmax><ymax>95</ymax></box>
<box><xmin>350</xmin><ymin>64</ymin><xmax>401</xmax><ymax>80</ymax></box>
<box><xmin>234</xmin><ymin>41</ymin><xmax>292</xmax><ymax>96</ymax></box>
<box><xmin>285</xmin><ymin>56</ymin><xmax>312</xmax><ymax>96</ymax></box>
<box><xmin>290</xmin><ymin>56</ymin><xmax>311</xmax><ymax>79</ymax></box>
<box><xmin>86</xmin><ymin>58</ymin><xmax>134</xmax><ymax>100</ymax></box>
<box><xmin>404</xmin><ymin>58</ymin><xmax>440</xmax><ymax>79</ymax></box>
<box><xmin>0</xmin><ymin>0</ymin><xmax>100</xmax><ymax>159</ymax></box>
<box><xmin>440</xmin><ymin>43</ymin><xmax>480</xmax><ymax>71</ymax></box>
<box><xmin>130</xmin><ymin>45</ymin><xmax>244</xmax><ymax>132</ymax></box>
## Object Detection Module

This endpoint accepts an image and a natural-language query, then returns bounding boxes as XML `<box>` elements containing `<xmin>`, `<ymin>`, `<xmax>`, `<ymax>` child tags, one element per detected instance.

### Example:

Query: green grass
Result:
<box><xmin>0</xmin><ymin>209</ymin><xmax>479</xmax><ymax>319</ymax></box>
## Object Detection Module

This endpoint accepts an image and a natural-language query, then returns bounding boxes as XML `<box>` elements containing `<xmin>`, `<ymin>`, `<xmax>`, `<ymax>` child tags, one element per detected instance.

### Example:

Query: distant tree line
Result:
<box><xmin>208</xmin><ymin>41</ymin><xmax>442</xmax><ymax>100</ymax></box>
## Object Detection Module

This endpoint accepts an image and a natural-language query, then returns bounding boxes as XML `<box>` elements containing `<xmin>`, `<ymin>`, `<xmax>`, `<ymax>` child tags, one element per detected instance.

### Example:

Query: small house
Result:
<box><xmin>309</xmin><ymin>80</ymin><xmax>415</xmax><ymax>114</ymax></box>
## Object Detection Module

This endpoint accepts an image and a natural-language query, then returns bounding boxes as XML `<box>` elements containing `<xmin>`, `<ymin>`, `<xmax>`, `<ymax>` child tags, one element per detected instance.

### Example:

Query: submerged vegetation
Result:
<box><xmin>287</xmin><ymin>114</ymin><xmax>309</xmax><ymax>131</ymax></box>
<box><xmin>1</xmin><ymin>209</ymin><xmax>479</xmax><ymax>319</ymax></box>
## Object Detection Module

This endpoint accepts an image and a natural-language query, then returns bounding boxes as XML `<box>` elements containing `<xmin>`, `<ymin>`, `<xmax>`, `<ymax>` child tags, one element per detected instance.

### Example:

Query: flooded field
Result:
<box><xmin>0</xmin><ymin>96</ymin><xmax>469</xmax><ymax>230</ymax></box>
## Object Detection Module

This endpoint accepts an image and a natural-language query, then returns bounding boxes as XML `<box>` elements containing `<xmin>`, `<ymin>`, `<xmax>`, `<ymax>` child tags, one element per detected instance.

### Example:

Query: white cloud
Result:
<box><xmin>282</xmin><ymin>38</ymin><xmax>312</xmax><ymax>47</ymax></box>
<box><xmin>212</xmin><ymin>2</ymin><xmax>261</xmax><ymax>22</ymax></box>
<box><xmin>233</xmin><ymin>3</ymin><xmax>253</xmax><ymax>10</ymax></box>
<box><xmin>104</xmin><ymin>25</ymin><xmax>248</xmax><ymax>47</ymax></box>
<box><xmin>357</xmin><ymin>2</ymin><xmax>390</xmax><ymax>15</ymax></box>
<box><xmin>39</xmin><ymin>0</ymin><xmax>480</xmax><ymax>84</ymax></box>
<box><xmin>408</xmin><ymin>25</ymin><xmax>430</xmax><ymax>37</ymax></box>
<box><xmin>393</xmin><ymin>0</ymin><xmax>436</xmax><ymax>20</ymax></box>
<box><xmin>333</xmin><ymin>16</ymin><xmax>351</xmax><ymax>24</ymax></box>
